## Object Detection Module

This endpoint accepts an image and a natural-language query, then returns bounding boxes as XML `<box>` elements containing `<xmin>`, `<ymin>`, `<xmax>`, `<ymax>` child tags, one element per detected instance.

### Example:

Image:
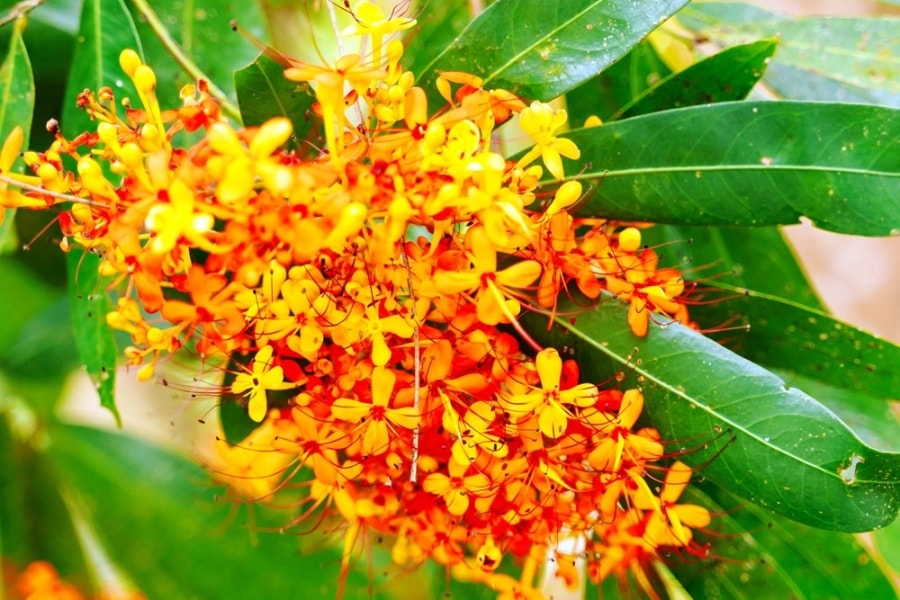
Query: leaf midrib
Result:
<box><xmin>557</xmin><ymin>313</ymin><xmax>894</xmax><ymax>485</ymax></box>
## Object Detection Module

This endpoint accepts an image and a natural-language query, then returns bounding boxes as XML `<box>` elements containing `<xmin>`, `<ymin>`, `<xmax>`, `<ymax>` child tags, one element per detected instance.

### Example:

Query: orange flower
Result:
<box><xmin>330</xmin><ymin>365</ymin><xmax>419</xmax><ymax>456</ymax></box>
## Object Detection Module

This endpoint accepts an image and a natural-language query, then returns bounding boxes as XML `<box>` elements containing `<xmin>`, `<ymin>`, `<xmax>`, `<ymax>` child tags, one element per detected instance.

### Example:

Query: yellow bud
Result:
<box><xmin>97</xmin><ymin>122</ymin><xmax>120</xmax><ymax>150</ymax></box>
<box><xmin>618</xmin><ymin>227</ymin><xmax>642</xmax><ymax>253</ymax></box>
<box><xmin>544</xmin><ymin>180</ymin><xmax>583</xmax><ymax>218</ymax></box>
<box><xmin>137</xmin><ymin>362</ymin><xmax>155</xmax><ymax>382</ymax></box>
<box><xmin>584</xmin><ymin>115</ymin><xmax>603</xmax><ymax>128</ymax></box>
<box><xmin>119</xmin><ymin>142</ymin><xmax>143</xmax><ymax>168</ymax></box>
<box><xmin>119</xmin><ymin>49</ymin><xmax>142</xmax><ymax>77</ymax></box>
<box><xmin>140</xmin><ymin>124</ymin><xmax>162</xmax><ymax>150</ymax></box>
<box><xmin>37</xmin><ymin>162</ymin><xmax>58</xmax><ymax>182</ymax></box>
<box><xmin>0</xmin><ymin>126</ymin><xmax>23</xmax><ymax>170</ymax></box>
<box><xmin>249</xmin><ymin>117</ymin><xmax>292</xmax><ymax>158</ymax></box>
<box><xmin>133</xmin><ymin>65</ymin><xmax>157</xmax><ymax>94</ymax></box>
<box><xmin>208</xmin><ymin>122</ymin><xmax>243</xmax><ymax>156</ymax></box>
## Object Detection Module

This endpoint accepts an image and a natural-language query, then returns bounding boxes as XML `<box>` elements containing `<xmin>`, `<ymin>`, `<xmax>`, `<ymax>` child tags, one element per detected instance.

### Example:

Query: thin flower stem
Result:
<box><xmin>0</xmin><ymin>174</ymin><xmax>111</xmax><ymax>210</ymax></box>
<box><xmin>401</xmin><ymin>245</ymin><xmax>421</xmax><ymax>484</ymax></box>
<box><xmin>0</xmin><ymin>0</ymin><xmax>43</xmax><ymax>28</ymax></box>
<box><xmin>129</xmin><ymin>0</ymin><xmax>242</xmax><ymax>123</ymax></box>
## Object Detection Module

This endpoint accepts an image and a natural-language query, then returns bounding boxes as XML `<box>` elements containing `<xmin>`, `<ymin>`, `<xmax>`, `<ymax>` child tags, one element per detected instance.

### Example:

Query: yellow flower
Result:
<box><xmin>231</xmin><ymin>345</ymin><xmax>292</xmax><ymax>422</ymax></box>
<box><xmin>515</xmin><ymin>101</ymin><xmax>581</xmax><ymax>180</ymax></box>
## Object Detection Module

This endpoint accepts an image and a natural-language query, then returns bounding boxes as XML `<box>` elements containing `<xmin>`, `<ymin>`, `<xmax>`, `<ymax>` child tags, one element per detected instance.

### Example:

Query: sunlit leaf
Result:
<box><xmin>679</xmin><ymin>4</ymin><xmax>900</xmax><ymax>107</ymax></box>
<box><xmin>558</xmin><ymin>102</ymin><xmax>900</xmax><ymax>236</ymax></box>
<box><xmin>523</xmin><ymin>296</ymin><xmax>900</xmax><ymax>532</ymax></box>
<box><xmin>417</xmin><ymin>0</ymin><xmax>690</xmax><ymax>104</ymax></box>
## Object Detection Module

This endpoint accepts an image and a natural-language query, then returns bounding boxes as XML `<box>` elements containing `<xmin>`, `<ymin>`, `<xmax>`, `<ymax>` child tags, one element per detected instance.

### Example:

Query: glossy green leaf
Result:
<box><xmin>416</xmin><ymin>0</ymin><xmax>690</xmax><ymax>104</ymax></box>
<box><xmin>771</xmin><ymin>369</ymin><xmax>900</xmax><ymax>454</ymax></box>
<box><xmin>402</xmin><ymin>0</ymin><xmax>471</xmax><ymax>78</ymax></box>
<box><xmin>613</xmin><ymin>39</ymin><xmax>777</xmax><ymax>120</ymax></box>
<box><xmin>61</xmin><ymin>0</ymin><xmax>142</xmax><ymax>136</ymax></box>
<box><xmin>0</xmin><ymin>413</ymin><xmax>90</xmax><ymax>582</ymax></box>
<box><xmin>59</xmin><ymin>0</ymin><xmax>143</xmax><ymax>422</ymax></box>
<box><xmin>65</xmin><ymin>251</ymin><xmax>119</xmax><ymax>425</ymax></box>
<box><xmin>128</xmin><ymin>0</ymin><xmax>266</xmax><ymax>109</ymax></box>
<box><xmin>672</xmin><ymin>484</ymin><xmax>897</xmax><ymax>599</ymax></box>
<box><xmin>566</xmin><ymin>40</ymin><xmax>672</xmax><ymax>125</ymax></box>
<box><xmin>677</xmin><ymin>282</ymin><xmax>899</xmax><ymax>398</ymax></box>
<box><xmin>642</xmin><ymin>224</ymin><xmax>824</xmax><ymax>311</ymax></box>
<box><xmin>558</xmin><ymin>102</ymin><xmax>900</xmax><ymax>236</ymax></box>
<box><xmin>234</xmin><ymin>53</ymin><xmax>315</xmax><ymax>148</ymax></box>
<box><xmin>679</xmin><ymin>4</ymin><xmax>900</xmax><ymax>107</ymax></box>
<box><xmin>523</xmin><ymin>296</ymin><xmax>900</xmax><ymax>532</ymax></box>
<box><xmin>0</xmin><ymin>17</ymin><xmax>34</xmax><ymax>254</ymax></box>
<box><xmin>48</xmin><ymin>423</ymin><xmax>387</xmax><ymax>599</ymax></box>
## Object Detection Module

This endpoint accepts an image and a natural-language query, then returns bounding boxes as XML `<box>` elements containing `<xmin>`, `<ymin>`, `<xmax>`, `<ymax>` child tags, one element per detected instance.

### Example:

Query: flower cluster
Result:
<box><xmin>0</xmin><ymin>2</ymin><xmax>704</xmax><ymax>597</ymax></box>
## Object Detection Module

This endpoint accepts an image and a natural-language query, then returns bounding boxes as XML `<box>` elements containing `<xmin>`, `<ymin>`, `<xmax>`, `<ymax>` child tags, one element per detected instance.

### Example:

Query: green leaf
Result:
<box><xmin>66</xmin><ymin>251</ymin><xmax>119</xmax><ymax>425</ymax></box>
<box><xmin>679</xmin><ymin>4</ymin><xmax>900</xmax><ymax>106</ymax></box>
<box><xmin>3</xmin><ymin>297</ymin><xmax>80</xmax><ymax>380</ymax></box>
<box><xmin>61</xmin><ymin>0</ymin><xmax>143</xmax><ymax>137</ymax></box>
<box><xmin>234</xmin><ymin>53</ymin><xmax>315</xmax><ymax>148</ymax></box>
<box><xmin>558</xmin><ymin>102</ymin><xmax>900</xmax><ymax>236</ymax></box>
<box><xmin>48</xmin><ymin>423</ymin><xmax>388</xmax><ymax>599</ymax></box>
<box><xmin>771</xmin><ymin>369</ymin><xmax>900</xmax><ymax>454</ymax></box>
<box><xmin>873</xmin><ymin>517</ymin><xmax>900</xmax><ymax>580</ymax></box>
<box><xmin>128</xmin><ymin>0</ymin><xmax>267</xmax><ymax>109</ymax></box>
<box><xmin>672</xmin><ymin>484</ymin><xmax>898</xmax><ymax>599</ymax></box>
<box><xmin>677</xmin><ymin>282</ymin><xmax>899</xmax><ymax>398</ymax></box>
<box><xmin>0</xmin><ymin>412</ymin><xmax>91</xmax><ymax>582</ymax></box>
<box><xmin>642</xmin><ymin>225</ymin><xmax>824</xmax><ymax>310</ymax></box>
<box><xmin>523</xmin><ymin>296</ymin><xmax>900</xmax><ymax>532</ymax></box>
<box><xmin>0</xmin><ymin>17</ymin><xmax>34</xmax><ymax>254</ymax></box>
<box><xmin>59</xmin><ymin>0</ymin><xmax>143</xmax><ymax>422</ymax></box>
<box><xmin>0</xmin><ymin>257</ymin><xmax>56</xmax><ymax>352</ymax></box>
<box><xmin>402</xmin><ymin>0</ymin><xmax>472</xmax><ymax>78</ymax></box>
<box><xmin>566</xmin><ymin>40</ymin><xmax>672</xmax><ymax>125</ymax></box>
<box><xmin>416</xmin><ymin>0</ymin><xmax>690</xmax><ymax>104</ymax></box>
<box><xmin>614</xmin><ymin>39</ymin><xmax>777</xmax><ymax>120</ymax></box>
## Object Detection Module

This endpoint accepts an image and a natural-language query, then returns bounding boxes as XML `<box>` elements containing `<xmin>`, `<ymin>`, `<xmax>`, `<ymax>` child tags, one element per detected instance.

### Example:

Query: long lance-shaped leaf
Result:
<box><xmin>668</xmin><ymin>484</ymin><xmax>898</xmax><ymax>599</ymax></box>
<box><xmin>677</xmin><ymin>282</ymin><xmax>900</xmax><ymax>398</ymax></box>
<box><xmin>61</xmin><ymin>0</ymin><xmax>144</xmax><ymax>423</ymax></box>
<box><xmin>678</xmin><ymin>4</ymin><xmax>900</xmax><ymax>107</ymax></box>
<box><xmin>416</xmin><ymin>0</ymin><xmax>689</xmax><ymax>105</ymax></box>
<box><xmin>0</xmin><ymin>17</ymin><xmax>34</xmax><ymax>254</ymax></box>
<box><xmin>554</xmin><ymin>101</ymin><xmax>900</xmax><ymax>236</ymax></box>
<box><xmin>612</xmin><ymin>38</ymin><xmax>778</xmax><ymax>120</ymax></box>
<box><xmin>642</xmin><ymin>225</ymin><xmax>825</xmax><ymax>311</ymax></box>
<box><xmin>523</xmin><ymin>296</ymin><xmax>900</xmax><ymax>532</ymax></box>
